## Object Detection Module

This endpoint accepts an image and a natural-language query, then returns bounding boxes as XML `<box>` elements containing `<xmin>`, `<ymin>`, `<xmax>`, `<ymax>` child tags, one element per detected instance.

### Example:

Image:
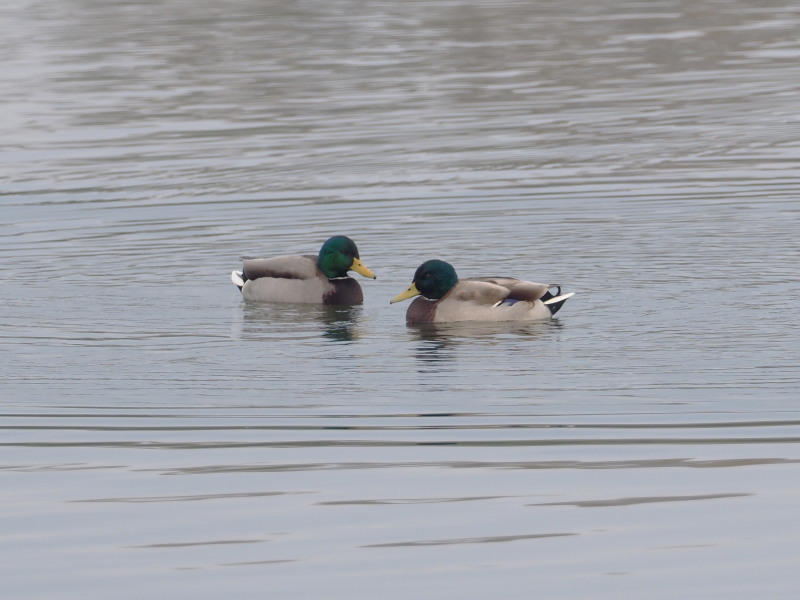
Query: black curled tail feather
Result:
<box><xmin>540</xmin><ymin>285</ymin><xmax>561</xmax><ymax>303</ymax></box>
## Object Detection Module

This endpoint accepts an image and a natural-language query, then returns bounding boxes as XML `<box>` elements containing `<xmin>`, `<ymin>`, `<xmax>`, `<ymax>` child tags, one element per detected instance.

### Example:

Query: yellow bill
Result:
<box><xmin>350</xmin><ymin>257</ymin><xmax>376</xmax><ymax>279</ymax></box>
<box><xmin>390</xmin><ymin>282</ymin><xmax>421</xmax><ymax>304</ymax></box>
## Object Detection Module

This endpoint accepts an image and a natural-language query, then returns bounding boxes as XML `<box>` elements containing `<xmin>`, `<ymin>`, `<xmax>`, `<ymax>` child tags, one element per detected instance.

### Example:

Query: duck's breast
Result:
<box><xmin>323</xmin><ymin>278</ymin><xmax>363</xmax><ymax>305</ymax></box>
<box><xmin>406</xmin><ymin>297</ymin><xmax>437</xmax><ymax>324</ymax></box>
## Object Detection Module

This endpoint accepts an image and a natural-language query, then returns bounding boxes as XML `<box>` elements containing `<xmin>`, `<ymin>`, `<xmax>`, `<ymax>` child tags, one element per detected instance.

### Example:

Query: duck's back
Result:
<box><xmin>242</xmin><ymin>254</ymin><xmax>319</xmax><ymax>281</ymax></box>
<box><xmin>461</xmin><ymin>277</ymin><xmax>550</xmax><ymax>302</ymax></box>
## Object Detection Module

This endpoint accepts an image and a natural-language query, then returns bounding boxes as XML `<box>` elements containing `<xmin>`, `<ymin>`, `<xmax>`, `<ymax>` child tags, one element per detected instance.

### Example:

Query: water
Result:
<box><xmin>2</xmin><ymin>0</ymin><xmax>800</xmax><ymax>597</ymax></box>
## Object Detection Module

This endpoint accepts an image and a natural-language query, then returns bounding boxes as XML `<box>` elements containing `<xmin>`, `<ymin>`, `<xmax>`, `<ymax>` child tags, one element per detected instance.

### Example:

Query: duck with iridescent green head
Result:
<box><xmin>390</xmin><ymin>259</ymin><xmax>573</xmax><ymax>324</ymax></box>
<box><xmin>232</xmin><ymin>236</ymin><xmax>376</xmax><ymax>305</ymax></box>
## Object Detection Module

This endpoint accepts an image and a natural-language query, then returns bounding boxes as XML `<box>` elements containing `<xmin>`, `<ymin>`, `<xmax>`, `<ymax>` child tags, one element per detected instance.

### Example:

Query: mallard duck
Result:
<box><xmin>390</xmin><ymin>259</ymin><xmax>573</xmax><ymax>324</ymax></box>
<box><xmin>231</xmin><ymin>235</ymin><xmax>376</xmax><ymax>304</ymax></box>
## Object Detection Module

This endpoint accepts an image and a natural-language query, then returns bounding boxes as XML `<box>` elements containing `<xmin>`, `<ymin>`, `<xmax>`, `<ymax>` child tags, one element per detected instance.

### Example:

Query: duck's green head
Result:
<box><xmin>318</xmin><ymin>236</ymin><xmax>376</xmax><ymax>280</ymax></box>
<box><xmin>390</xmin><ymin>259</ymin><xmax>458</xmax><ymax>303</ymax></box>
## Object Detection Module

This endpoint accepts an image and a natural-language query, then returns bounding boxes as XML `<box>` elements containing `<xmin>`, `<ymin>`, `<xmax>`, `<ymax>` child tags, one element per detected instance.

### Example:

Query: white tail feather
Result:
<box><xmin>543</xmin><ymin>292</ymin><xmax>575</xmax><ymax>305</ymax></box>
<box><xmin>231</xmin><ymin>270</ymin><xmax>245</xmax><ymax>287</ymax></box>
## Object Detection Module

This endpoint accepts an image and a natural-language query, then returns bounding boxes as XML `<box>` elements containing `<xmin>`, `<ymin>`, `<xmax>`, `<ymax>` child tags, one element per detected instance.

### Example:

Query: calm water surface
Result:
<box><xmin>2</xmin><ymin>0</ymin><xmax>800</xmax><ymax>598</ymax></box>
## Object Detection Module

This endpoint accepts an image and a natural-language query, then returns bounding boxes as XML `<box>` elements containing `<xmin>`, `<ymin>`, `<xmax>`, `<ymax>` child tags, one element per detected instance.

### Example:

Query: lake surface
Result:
<box><xmin>2</xmin><ymin>0</ymin><xmax>800</xmax><ymax>597</ymax></box>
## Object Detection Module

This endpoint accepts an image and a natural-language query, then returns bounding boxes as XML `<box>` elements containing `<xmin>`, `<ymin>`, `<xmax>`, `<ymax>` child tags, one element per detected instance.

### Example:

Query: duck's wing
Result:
<box><xmin>450</xmin><ymin>279</ymin><xmax>514</xmax><ymax>306</ymax></box>
<box><xmin>462</xmin><ymin>277</ymin><xmax>551</xmax><ymax>303</ymax></box>
<box><xmin>242</xmin><ymin>254</ymin><xmax>319</xmax><ymax>281</ymax></box>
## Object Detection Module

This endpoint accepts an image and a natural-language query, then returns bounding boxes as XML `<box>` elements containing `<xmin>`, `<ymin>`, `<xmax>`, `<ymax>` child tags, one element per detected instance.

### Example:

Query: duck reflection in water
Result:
<box><xmin>410</xmin><ymin>320</ymin><xmax>564</xmax><ymax>370</ymax></box>
<box><xmin>319</xmin><ymin>305</ymin><xmax>363</xmax><ymax>342</ymax></box>
<box><xmin>238</xmin><ymin>303</ymin><xmax>363</xmax><ymax>343</ymax></box>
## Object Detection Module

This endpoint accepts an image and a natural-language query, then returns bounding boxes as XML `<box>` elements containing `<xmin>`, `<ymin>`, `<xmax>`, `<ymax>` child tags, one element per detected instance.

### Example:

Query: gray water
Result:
<box><xmin>2</xmin><ymin>0</ymin><xmax>800</xmax><ymax>597</ymax></box>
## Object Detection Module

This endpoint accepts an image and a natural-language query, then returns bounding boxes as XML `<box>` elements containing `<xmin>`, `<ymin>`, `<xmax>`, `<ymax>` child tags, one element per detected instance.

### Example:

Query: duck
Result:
<box><xmin>231</xmin><ymin>235</ymin><xmax>376</xmax><ymax>304</ymax></box>
<box><xmin>390</xmin><ymin>259</ymin><xmax>573</xmax><ymax>324</ymax></box>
